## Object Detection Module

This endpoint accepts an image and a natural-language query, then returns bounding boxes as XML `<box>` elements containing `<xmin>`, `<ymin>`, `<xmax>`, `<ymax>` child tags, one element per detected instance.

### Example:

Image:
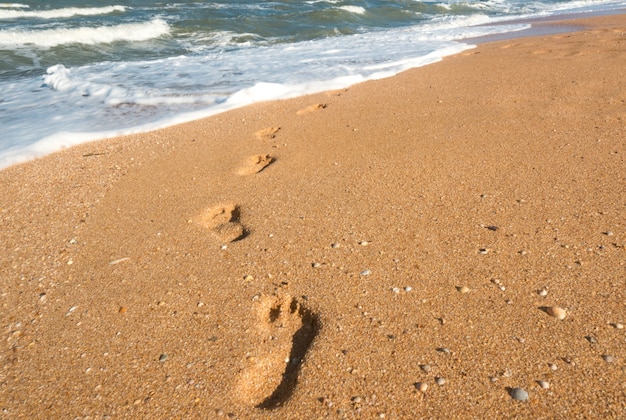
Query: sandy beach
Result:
<box><xmin>1</xmin><ymin>13</ymin><xmax>625</xmax><ymax>419</ymax></box>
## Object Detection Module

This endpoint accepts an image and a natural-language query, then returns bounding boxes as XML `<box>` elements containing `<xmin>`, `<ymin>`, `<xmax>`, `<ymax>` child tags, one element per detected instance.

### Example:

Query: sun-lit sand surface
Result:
<box><xmin>1</xmin><ymin>13</ymin><xmax>625</xmax><ymax>419</ymax></box>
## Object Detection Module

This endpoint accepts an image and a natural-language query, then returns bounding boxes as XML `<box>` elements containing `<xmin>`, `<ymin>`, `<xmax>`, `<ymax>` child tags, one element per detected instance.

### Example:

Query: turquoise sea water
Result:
<box><xmin>1</xmin><ymin>0</ymin><xmax>624</xmax><ymax>167</ymax></box>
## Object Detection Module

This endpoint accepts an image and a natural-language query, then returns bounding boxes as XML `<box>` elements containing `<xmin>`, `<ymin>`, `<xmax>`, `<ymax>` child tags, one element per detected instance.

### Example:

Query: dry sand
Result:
<box><xmin>1</xmin><ymin>13</ymin><xmax>625</xmax><ymax>419</ymax></box>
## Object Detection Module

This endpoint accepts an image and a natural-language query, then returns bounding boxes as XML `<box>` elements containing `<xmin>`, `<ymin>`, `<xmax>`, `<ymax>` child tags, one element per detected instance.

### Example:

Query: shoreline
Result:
<box><xmin>2</xmin><ymin>7</ymin><xmax>625</xmax><ymax>171</ymax></box>
<box><xmin>1</xmin><ymin>12</ymin><xmax>625</xmax><ymax>418</ymax></box>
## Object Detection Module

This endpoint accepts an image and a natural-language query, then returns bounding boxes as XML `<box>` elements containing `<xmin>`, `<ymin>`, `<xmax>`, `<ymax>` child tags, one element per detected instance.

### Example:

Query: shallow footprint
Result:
<box><xmin>236</xmin><ymin>294</ymin><xmax>319</xmax><ymax>409</ymax></box>
<box><xmin>195</xmin><ymin>203</ymin><xmax>247</xmax><ymax>242</ymax></box>
<box><xmin>236</xmin><ymin>154</ymin><xmax>275</xmax><ymax>176</ymax></box>
<box><xmin>255</xmin><ymin>126</ymin><xmax>281</xmax><ymax>141</ymax></box>
<box><xmin>296</xmin><ymin>103</ymin><xmax>327</xmax><ymax>115</ymax></box>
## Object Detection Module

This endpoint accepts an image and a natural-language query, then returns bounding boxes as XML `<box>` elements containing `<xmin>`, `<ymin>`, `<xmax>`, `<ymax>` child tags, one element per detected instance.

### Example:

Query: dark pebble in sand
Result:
<box><xmin>510</xmin><ymin>387</ymin><xmax>529</xmax><ymax>401</ymax></box>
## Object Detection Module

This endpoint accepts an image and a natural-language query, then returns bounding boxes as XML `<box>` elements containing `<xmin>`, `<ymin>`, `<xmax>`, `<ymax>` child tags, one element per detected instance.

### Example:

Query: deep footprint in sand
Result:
<box><xmin>195</xmin><ymin>203</ymin><xmax>247</xmax><ymax>242</ymax></box>
<box><xmin>296</xmin><ymin>103</ymin><xmax>327</xmax><ymax>115</ymax></box>
<box><xmin>255</xmin><ymin>126</ymin><xmax>281</xmax><ymax>141</ymax></box>
<box><xmin>236</xmin><ymin>294</ymin><xmax>319</xmax><ymax>409</ymax></box>
<box><xmin>236</xmin><ymin>154</ymin><xmax>275</xmax><ymax>176</ymax></box>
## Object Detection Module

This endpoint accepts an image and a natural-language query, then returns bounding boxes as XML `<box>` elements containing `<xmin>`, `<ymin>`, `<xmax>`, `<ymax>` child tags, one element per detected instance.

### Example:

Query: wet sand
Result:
<box><xmin>1</xmin><ymin>13</ymin><xmax>625</xmax><ymax>419</ymax></box>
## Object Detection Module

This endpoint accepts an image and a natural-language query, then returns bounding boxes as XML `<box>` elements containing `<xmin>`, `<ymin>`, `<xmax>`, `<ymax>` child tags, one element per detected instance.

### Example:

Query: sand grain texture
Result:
<box><xmin>1</xmin><ymin>14</ymin><xmax>625</xmax><ymax>418</ymax></box>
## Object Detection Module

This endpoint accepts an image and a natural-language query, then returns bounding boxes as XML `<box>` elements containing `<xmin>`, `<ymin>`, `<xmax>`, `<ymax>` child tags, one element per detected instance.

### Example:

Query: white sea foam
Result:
<box><xmin>337</xmin><ymin>6</ymin><xmax>367</xmax><ymax>14</ymax></box>
<box><xmin>0</xmin><ymin>3</ymin><xmax>29</xmax><ymax>8</ymax></box>
<box><xmin>0</xmin><ymin>5</ymin><xmax>126</xmax><ymax>19</ymax></box>
<box><xmin>0</xmin><ymin>19</ymin><xmax>169</xmax><ymax>47</ymax></box>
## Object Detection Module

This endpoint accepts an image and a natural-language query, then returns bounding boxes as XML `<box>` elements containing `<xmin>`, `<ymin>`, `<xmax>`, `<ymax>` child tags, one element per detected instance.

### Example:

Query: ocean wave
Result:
<box><xmin>0</xmin><ymin>5</ymin><xmax>126</xmax><ymax>19</ymax></box>
<box><xmin>0</xmin><ymin>19</ymin><xmax>170</xmax><ymax>48</ymax></box>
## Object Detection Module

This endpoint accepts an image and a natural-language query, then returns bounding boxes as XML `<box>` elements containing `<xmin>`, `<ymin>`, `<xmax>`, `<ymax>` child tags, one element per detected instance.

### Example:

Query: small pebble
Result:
<box><xmin>415</xmin><ymin>382</ymin><xmax>428</xmax><ymax>392</ymax></box>
<box><xmin>538</xmin><ymin>380</ymin><xmax>550</xmax><ymax>389</ymax></box>
<box><xmin>509</xmin><ymin>387</ymin><xmax>529</xmax><ymax>401</ymax></box>
<box><xmin>457</xmin><ymin>286</ymin><xmax>470</xmax><ymax>294</ymax></box>
<box><xmin>604</xmin><ymin>231</ymin><xmax>614</xmax><ymax>236</ymax></box>
<box><xmin>585</xmin><ymin>335</ymin><xmax>597</xmax><ymax>344</ymax></box>
<box><xmin>351</xmin><ymin>396</ymin><xmax>362</xmax><ymax>404</ymax></box>
<box><xmin>478</xmin><ymin>248</ymin><xmax>489</xmax><ymax>254</ymax></box>
<box><xmin>538</xmin><ymin>288</ymin><xmax>548</xmax><ymax>297</ymax></box>
<box><xmin>360</xmin><ymin>269</ymin><xmax>371</xmax><ymax>276</ymax></box>
<box><xmin>312</xmin><ymin>262</ymin><xmax>321</xmax><ymax>268</ymax></box>
<box><xmin>391</xmin><ymin>287</ymin><xmax>400</xmax><ymax>294</ymax></box>
<box><xmin>243</xmin><ymin>275</ymin><xmax>254</xmax><ymax>282</ymax></box>
<box><xmin>545</xmin><ymin>306</ymin><xmax>567</xmax><ymax>320</ymax></box>
<box><xmin>435</xmin><ymin>377</ymin><xmax>445</xmax><ymax>386</ymax></box>
<box><xmin>602</xmin><ymin>355</ymin><xmax>615</xmax><ymax>363</ymax></box>
<box><xmin>404</xmin><ymin>286</ymin><xmax>413</xmax><ymax>292</ymax></box>
<box><xmin>613</xmin><ymin>323</ymin><xmax>624</xmax><ymax>329</ymax></box>
<box><xmin>437</xmin><ymin>347</ymin><xmax>451</xmax><ymax>354</ymax></box>
<box><xmin>548</xmin><ymin>363</ymin><xmax>558</xmax><ymax>371</ymax></box>
<box><xmin>331</xmin><ymin>243</ymin><xmax>340</xmax><ymax>249</ymax></box>
<box><xmin>359</xmin><ymin>241</ymin><xmax>369</xmax><ymax>246</ymax></box>
<box><xmin>420</xmin><ymin>364</ymin><xmax>432</xmax><ymax>373</ymax></box>
<box><xmin>159</xmin><ymin>354</ymin><xmax>168</xmax><ymax>362</ymax></box>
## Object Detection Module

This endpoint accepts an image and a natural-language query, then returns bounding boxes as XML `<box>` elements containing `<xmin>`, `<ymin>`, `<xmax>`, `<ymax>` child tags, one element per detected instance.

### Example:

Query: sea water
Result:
<box><xmin>1</xmin><ymin>0</ymin><xmax>624</xmax><ymax>168</ymax></box>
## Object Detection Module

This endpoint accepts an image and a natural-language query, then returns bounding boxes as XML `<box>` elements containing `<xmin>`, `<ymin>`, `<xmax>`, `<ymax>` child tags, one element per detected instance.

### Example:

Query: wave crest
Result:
<box><xmin>0</xmin><ymin>5</ymin><xmax>126</xmax><ymax>19</ymax></box>
<box><xmin>0</xmin><ymin>19</ymin><xmax>170</xmax><ymax>47</ymax></box>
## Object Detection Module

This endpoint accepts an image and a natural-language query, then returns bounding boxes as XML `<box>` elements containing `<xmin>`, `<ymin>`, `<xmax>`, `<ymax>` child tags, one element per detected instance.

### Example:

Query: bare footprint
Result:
<box><xmin>296</xmin><ymin>103</ymin><xmax>327</xmax><ymax>115</ymax></box>
<box><xmin>236</xmin><ymin>294</ymin><xmax>319</xmax><ymax>409</ymax></box>
<box><xmin>236</xmin><ymin>154</ymin><xmax>275</xmax><ymax>176</ymax></box>
<box><xmin>255</xmin><ymin>126</ymin><xmax>281</xmax><ymax>141</ymax></box>
<box><xmin>194</xmin><ymin>203</ymin><xmax>247</xmax><ymax>242</ymax></box>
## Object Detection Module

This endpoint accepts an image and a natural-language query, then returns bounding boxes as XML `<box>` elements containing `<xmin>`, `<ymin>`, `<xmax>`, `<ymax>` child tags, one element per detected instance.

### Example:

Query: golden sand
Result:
<box><xmin>1</xmin><ymin>13</ymin><xmax>625</xmax><ymax>419</ymax></box>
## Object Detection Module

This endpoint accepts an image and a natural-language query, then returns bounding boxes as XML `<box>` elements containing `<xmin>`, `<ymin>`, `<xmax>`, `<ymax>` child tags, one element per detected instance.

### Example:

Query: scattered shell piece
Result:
<box><xmin>420</xmin><ymin>364</ymin><xmax>432</xmax><ymax>373</ymax></box>
<box><xmin>548</xmin><ymin>363</ymin><xmax>558</xmax><ymax>371</ymax></box>
<box><xmin>359</xmin><ymin>241</ymin><xmax>369</xmax><ymax>246</ymax></box>
<box><xmin>243</xmin><ymin>275</ymin><xmax>254</xmax><ymax>282</ymax></box>
<box><xmin>118</xmin><ymin>306</ymin><xmax>128</xmax><ymax>314</ymax></box>
<box><xmin>331</xmin><ymin>243</ymin><xmax>340</xmax><ymax>249</ymax></box>
<box><xmin>585</xmin><ymin>335</ymin><xmax>597</xmax><ymax>344</ymax></box>
<box><xmin>478</xmin><ymin>248</ymin><xmax>489</xmax><ymax>254</ymax></box>
<box><xmin>312</xmin><ymin>262</ymin><xmax>321</xmax><ymax>268</ymax></box>
<box><xmin>109</xmin><ymin>257</ymin><xmax>130</xmax><ymax>265</ymax></box>
<box><xmin>159</xmin><ymin>354</ymin><xmax>168</xmax><ymax>362</ymax></box>
<box><xmin>509</xmin><ymin>387</ymin><xmax>529</xmax><ymax>401</ymax></box>
<box><xmin>360</xmin><ymin>269</ymin><xmax>371</xmax><ymax>276</ymax></box>
<box><xmin>391</xmin><ymin>287</ymin><xmax>400</xmax><ymax>294</ymax></box>
<box><xmin>545</xmin><ymin>306</ymin><xmax>567</xmax><ymax>320</ymax></box>
<box><xmin>435</xmin><ymin>377</ymin><xmax>445</xmax><ymax>386</ymax></box>
<box><xmin>604</xmin><ymin>231</ymin><xmax>614</xmax><ymax>236</ymax></box>
<box><xmin>538</xmin><ymin>288</ymin><xmax>548</xmax><ymax>297</ymax></box>
<box><xmin>404</xmin><ymin>286</ymin><xmax>413</xmax><ymax>292</ymax></box>
<box><xmin>538</xmin><ymin>380</ymin><xmax>550</xmax><ymax>389</ymax></box>
<box><xmin>65</xmin><ymin>306</ymin><xmax>79</xmax><ymax>316</ymax></box>
<box><xmin>612</xmin><ymin>323</ymin><xmax>624</xmax><ymax>329</ymax></box>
